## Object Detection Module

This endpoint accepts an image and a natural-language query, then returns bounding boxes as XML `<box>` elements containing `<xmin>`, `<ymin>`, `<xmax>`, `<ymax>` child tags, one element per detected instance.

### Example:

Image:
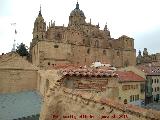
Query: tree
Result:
<box><xmin>16</xmin><ymin>43</ymin><xmax>29</xmax><ymax>57</ymax></box>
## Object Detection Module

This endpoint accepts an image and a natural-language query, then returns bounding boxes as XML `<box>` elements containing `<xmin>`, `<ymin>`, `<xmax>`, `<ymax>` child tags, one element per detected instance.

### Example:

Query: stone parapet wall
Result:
<box><xmin>40</xmin><ymin>84</ymin><xmax>160</xmax><ymax>120</ymax></box>
<box><xmin>0</xmin><ymin>69</ymin><xmax>37</xmax><ymax>93</ymax></box>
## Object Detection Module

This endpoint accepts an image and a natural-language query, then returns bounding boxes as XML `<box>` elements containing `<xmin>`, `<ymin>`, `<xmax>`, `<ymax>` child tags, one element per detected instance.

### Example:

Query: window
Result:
<box><xmin>103</xmin><ymin>50</ymin><xmax>106</xmax><ymax>55</ymax></box>
<box><xmin>95</xmin><ymin>40</ymin><xmax>99</xmax><ymax>48</ymax></box>
<box><xmin>54</xmin><ymin>45</ymin><xmax>59</xmax><ymax>48</ymax></box>
<box><xmin>55</xmin><ymin>33</ymin><xmax>62</xmax><ymax>40</ymax></box>
<box><xmin>157</xmin><ymin>87</ymin><xmax>159</xmax><ymax>91</ymax></box>
<box><xmin>158</xmin><ymin>79</ymin><xmax>159</xmax><ymax>83</ymax></box>
<box><xmin>132</xmin><ymin>95</ymin><xmax>134</xmax><ymax>101</ymax></box>
<box><xmin>130</xmin><ymin>96</ymin><xmax>132</xmax><ymax>102</ymax></box>
<box><xmin>137</xmin><ymin>95</ymin><xmax>139</xmax><ymax>100</ymax></box>
<box><xmin>124</xmin><ymin>99</ymin><xmax>127</xmax><ymax>104</ymax></box>
<box><xmin>48</xmin><ymin>62</ymin><xmax>50</xmax><ymax>65</ymax></box>
<box><xmin>155</xmin><ymin>79</ymin><xmax>156</xmax><ymax>83</ymax></box>
<box><xmin>131</xmin><ymin>85</ymin><xmax>134</xmax><ymax>89</ymax></box>
<box><xmin>155</xmin><ymin>87</ymin><xmax>157</xmax><ymax>92</ymax></box>
<box><xmin>87</xmin><ymin>48</ymin><xmax>90</xmax><ymax>54</ymax></box>
<box><xmin>133</xmin><ymin>85</ymin><xmax>136</xmax><ymax>89</ymax></box>
<box><xmin>83</xmin><ymin>39</ymin><xmax>85</xmax><ymax>44</ymax></box>
<box><xmin>117</xmin><ymin>51</ymin><xmax>120</xmax><ymax>56</ymax></box>
<box><xmin>122</xmin><ymin>85</ymin><xmax>127</xmax><ymax>90</ymax></box>
<box><xmin>135</xmin><ymin>95</ymin><xmax>137</xmax><ymax>100</ymax></box>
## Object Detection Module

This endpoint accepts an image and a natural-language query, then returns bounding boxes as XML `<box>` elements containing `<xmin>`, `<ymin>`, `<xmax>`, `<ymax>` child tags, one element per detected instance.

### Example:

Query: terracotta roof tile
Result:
<box><xmin>116</xmin><ymin>71</ymin><xmax>144</xmax><ymax>82</ymax></box>
<box><xmin>58</xmin><ymin>65</ymin><xmax>117</xmax><ymax>77</ymax></box>
<box><xmin>137</xmin><ymin>65</ymin><xmax>160</xmax><ymax>75</ymax></box>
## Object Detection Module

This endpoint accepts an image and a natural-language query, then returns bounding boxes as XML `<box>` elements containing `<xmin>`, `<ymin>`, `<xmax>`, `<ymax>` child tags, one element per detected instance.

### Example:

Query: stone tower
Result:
<box><xmin>103</xmin><ymin>23</ymin><xmax>111</xmax><ymax>38</ymax></box>
<box><xmin>32</xmin><ymin>6</ymin><xmax>46</xmax><ymax>42</ymax></box>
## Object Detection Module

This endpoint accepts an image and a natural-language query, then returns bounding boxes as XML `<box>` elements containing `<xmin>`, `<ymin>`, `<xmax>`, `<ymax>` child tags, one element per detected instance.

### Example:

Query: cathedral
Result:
<box><xmin>30</xmin><ymin>2</ymin><xmax>136</xmax><ymax>68</ymax></box>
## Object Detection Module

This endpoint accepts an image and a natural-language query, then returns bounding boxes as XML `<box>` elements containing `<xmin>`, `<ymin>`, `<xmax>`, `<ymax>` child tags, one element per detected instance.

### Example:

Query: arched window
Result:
<box><xmin>124</xmin><ymin>99</ymin><xmax>127</xmax><ymax>104</ymax></box>
<box><xmin>117</xmin><ymin>51</ymin><xmax>120</xmax><ymax>56</ymax></box>
<box><xmin>95</xmin><ymin>40</ymin><xmax>99</xmax><ymax>48</ymax></box>
<box><xmin>87</xmin><ymin>48</ymin><xmax>90</xmax><ymax>54</ymax></box>
<box><xmin>103</xmin><ymin>50</ymin><xmax>106</xmax><ymax>55</ymax></box>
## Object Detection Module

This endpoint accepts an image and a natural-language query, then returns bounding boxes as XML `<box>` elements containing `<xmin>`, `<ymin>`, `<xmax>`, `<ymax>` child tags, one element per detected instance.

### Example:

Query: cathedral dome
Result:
<box><xmin>70</xmin><ymin>2</ymin><xmax>85</xmax><ymax>18</ymax></box>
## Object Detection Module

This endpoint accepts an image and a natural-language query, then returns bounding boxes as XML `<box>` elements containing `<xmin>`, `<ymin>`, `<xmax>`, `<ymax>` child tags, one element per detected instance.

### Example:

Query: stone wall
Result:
<box><xmin>37</xmin><ymin>70</ymin><xmax>63</xmax><ymax>97</ymax></box>
<box><xmin>38</xmin><ymin>70</ymin><xmax>159</xmax><ymax>120</ymax></box>
<box><xmin>0</xmin><ymin>69</ymin><xmax>37</xmax><ymax>93</ymax></box>
<box><xmin>40</xmin><ymin>86</ymin><xmax>160</xmax><ymax>120</ymax></box>
<box><xmin>31</xmin><ymin>39</ymin><xmax>136</xmax><ymax>68</ymax></box>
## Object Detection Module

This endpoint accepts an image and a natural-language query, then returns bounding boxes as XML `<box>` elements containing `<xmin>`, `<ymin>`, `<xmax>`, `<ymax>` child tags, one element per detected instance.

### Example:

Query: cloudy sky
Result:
<box><xmin>0</xmin><ymin>0</ymin><xmax>160</xmax><ymax>55</ymax></box>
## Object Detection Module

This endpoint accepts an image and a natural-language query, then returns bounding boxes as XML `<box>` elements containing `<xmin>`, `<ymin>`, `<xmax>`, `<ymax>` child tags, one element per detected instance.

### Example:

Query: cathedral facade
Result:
<box><xmin>30</xmin><ymin>2</ymin><xmax>136</xmax><ymax>68</ymax></box>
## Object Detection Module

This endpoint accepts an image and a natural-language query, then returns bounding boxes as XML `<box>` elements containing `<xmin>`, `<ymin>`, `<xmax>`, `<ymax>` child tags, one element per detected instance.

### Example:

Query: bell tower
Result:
<box><xmin>32</xmin><ymin>5</ymin><xmax>46</xmax><ymax>41</ymax></box>
<box><xmin>104</xmin><ymin>22</ymin><xmax>111</xmax><ymax>38</ymax></box>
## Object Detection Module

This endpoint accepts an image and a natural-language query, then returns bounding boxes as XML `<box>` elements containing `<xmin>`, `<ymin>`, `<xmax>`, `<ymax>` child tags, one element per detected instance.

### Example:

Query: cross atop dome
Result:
<box><xmin>38</xmin><ymin>4</ymin><xmax>42</xmax><ymax>16</ymax></box>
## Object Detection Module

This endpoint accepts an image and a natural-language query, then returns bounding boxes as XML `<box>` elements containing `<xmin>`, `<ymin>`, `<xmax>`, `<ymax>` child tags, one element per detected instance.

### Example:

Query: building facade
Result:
<box><xmin>136</xmin><ymin>48</ymin><xmax>160</xmax><ymax>65</ymax></box>
<box><xmin>30</xmin><ymin>2</ymin><xmax>136</xmax><ymax>68</ymax></box>
<box><xmin>116</xmin><ymin>71</ymin><xmax>145</xmax><ymax>106</ymax></box>
<box><xmin>138</xmin><ymin>65</ymin><xmax>160</xmax><ymax>104</ymax></box>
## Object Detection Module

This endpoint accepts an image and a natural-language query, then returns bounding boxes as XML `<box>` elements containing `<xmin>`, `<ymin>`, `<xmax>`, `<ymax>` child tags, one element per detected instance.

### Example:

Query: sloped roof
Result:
<box><xmin>0</xmin><ymin>52</ymin><xmax>38</xmax><ymax>70</ymax></box>
<box><xmin>0</xmin><ymin>91</ymin><xmax>41</xmax><ymax>120</ymax></box>
<box><xmin>116</xmin><ymin>71</ymin><xmax>145</xmax><ymax>82</ymax></box>
<box><xmin>137</xmin><ymin>65</ymin><xmax>160</xmax><ymax>76</ymax></box>
<box><xmin>58</xmin><ymin>65</ymin><xmax>117</xmax><ymax>77</ymax></box>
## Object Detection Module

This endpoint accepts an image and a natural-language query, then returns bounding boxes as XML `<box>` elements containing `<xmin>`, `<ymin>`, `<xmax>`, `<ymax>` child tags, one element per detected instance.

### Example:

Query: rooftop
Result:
<box><xmin>116</xmin><ymin>71</ymin><xmax>145</xmax><ymax>82</ymax></box>
<box><xmin>56</xmin><ymin>64</ymin><xmax>117</xmax><ymax>77</ymax></box>
<box><xmin>0</xmin><ymin>91</ymin><xmax>42</xmax><ymax>120</ymax></box>
<box><xmin>137</xmin><ymin>65</ymin><xmax>160</xmax><ymax>76</ymax></box>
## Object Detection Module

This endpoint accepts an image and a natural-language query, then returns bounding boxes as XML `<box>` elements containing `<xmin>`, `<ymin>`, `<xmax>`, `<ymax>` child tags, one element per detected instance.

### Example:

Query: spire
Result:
<box><xmin>104</xmin><ymin>22</ymin><xmax>108</xmax><ymax>31</ymax></box>
<box><xmin>138</xmin><ymin>50</ymin><xmax>141</xmax><ymax>56</ymax></box>
<box><xmin>96</xmin><ymin>22</ymin><xmax>100</xmax><ymax>28</ymax></box>
<box><xmin>11</xmin><ymin>40</ymin><xmax>16</xmax><ymax>52</ymax></box>
<box><xmin>38</xmin><ymin>4</ymin><xmax>42</xmax><ymax>16</ymax></box>
<box><xmin>76</xmin><ymin>1</ymin><xmax>79</xmax><ymax>9</ymax></box>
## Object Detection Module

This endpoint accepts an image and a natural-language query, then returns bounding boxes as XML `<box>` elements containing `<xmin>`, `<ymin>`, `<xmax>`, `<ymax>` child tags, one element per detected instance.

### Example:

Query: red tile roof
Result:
<box><xmin>137</xmin><ymin>65</ymin><xmax>160</xmax><ymax>75</ymax></box>
<box><xmin>116</xmin><ymin>71</ymin><xmax>144</xmax><ymax>82</ymax></box>
<box><xmin>57</xmin><ymin>65</ymin><xmax>117</xmax><ymax>77</ymax></box>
